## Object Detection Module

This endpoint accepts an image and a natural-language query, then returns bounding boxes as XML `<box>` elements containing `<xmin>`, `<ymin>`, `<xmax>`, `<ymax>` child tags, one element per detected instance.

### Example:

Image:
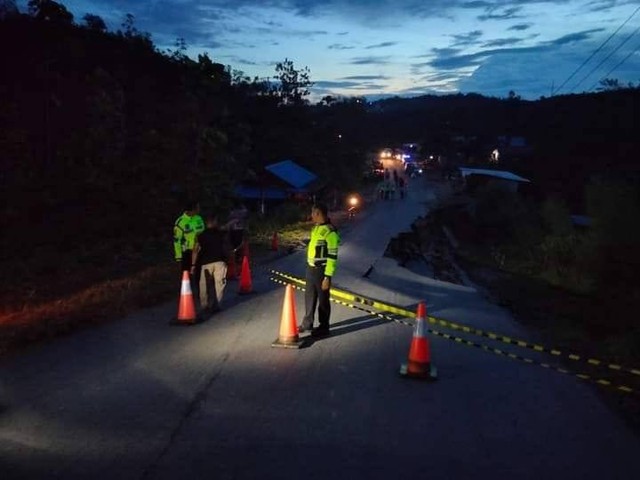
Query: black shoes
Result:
<box><xmin>298</xmin><ymin>324</ymin><xmax>330</xmax><ymax>337</ymax></box>
<box><xmin>311</xmin><ymin>326</ymin><xmax>330</xmax><ymax>337</ymax></box>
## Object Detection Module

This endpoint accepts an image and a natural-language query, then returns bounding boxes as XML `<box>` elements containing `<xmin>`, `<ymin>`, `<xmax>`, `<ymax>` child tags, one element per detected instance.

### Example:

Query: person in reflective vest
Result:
<box><xmin>173</xmin><ymin>200</ymin><xmax>205</xmax><ymax>275</ymax></box>
<box><xmin>299</xmin><ymin>203</ymin><xmax>339</xmax><ymax>337</ymax></box>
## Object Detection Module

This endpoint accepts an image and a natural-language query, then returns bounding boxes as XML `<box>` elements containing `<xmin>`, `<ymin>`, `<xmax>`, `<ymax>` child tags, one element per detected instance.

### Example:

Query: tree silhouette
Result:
<box><xmin>0</xmin><ymin>0</ymin><xmax>19</xmax><ymax>19</ymax></box>
<box><xmin>273</xmin><ymin>58</ymin><xmax>312</xmax><ymax>106</ymax></box>
<box><xmin>82</xmin><ymin>13</ymin><xmax>106</xmax><ymax>32</ymax></box>
<box><xmin>28</xmin><ymin>0</ymin><xmax>73</xmax><ymax>23</ymax></box>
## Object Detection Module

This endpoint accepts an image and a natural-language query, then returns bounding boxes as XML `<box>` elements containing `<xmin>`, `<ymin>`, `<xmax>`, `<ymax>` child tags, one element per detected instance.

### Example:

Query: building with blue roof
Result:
<box><xmin>233</xmin><ymin>160</ymin><xmax>323</xmax><ymax>212</ymax></box>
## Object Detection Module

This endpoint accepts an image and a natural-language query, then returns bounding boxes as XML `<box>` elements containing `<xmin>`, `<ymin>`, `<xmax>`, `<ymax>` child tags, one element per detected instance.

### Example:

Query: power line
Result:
<box><xmin>588</xmin><ymin>41</ymin><xmax>640</xmax><ymax>91</ymax></box>
<box><xmin>552</xmin><ymin>4</ymin><xmax>640</xmax><ymax>95</ymax></box>
<box><xmin>571</xmin><ymin>23</ymin><xmax>640</xmax><ymax>93</ymax></box>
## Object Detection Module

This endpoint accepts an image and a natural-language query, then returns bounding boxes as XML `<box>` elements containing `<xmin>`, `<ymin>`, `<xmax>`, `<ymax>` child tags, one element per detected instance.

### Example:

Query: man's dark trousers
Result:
<box><xmin>302</xmin><ymin>266</ymin><xmax>330</xmax><ymax>330</ymax></box>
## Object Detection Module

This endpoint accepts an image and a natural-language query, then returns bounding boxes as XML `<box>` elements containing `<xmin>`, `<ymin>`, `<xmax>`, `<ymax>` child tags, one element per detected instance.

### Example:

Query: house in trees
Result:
<box><xmin>234</xmin><ymin>160</ymin><xmax>323</xmax><ymax>214</ymax></box>
<box><xmin>459</xmin><ymin>168</ymin><xmax>530</xmax><ymax>194</ymax></box>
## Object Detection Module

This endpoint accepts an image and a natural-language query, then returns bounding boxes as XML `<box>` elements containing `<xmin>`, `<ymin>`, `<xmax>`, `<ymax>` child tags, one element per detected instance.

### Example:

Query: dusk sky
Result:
<box><xmin>16</xmin><ymin>0</ymin><xmax>640</xmax><ymax>101</ymax></box>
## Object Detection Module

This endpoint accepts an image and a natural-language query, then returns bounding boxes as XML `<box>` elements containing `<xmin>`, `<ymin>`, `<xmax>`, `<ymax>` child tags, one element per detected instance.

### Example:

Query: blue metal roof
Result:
<box><xmin>265</xmin><ymin>160</ymin><xmax>317</xmax><ymax>190</ymax></box>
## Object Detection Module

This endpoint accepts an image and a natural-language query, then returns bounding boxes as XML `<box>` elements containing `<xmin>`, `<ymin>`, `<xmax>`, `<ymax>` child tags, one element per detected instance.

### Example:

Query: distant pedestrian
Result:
<box><xmin>384</xmin><ymin>179</ymin><xmax>395</xmax><ymax>200</ymax></box>
<box><xmin>191</xmin><ymin>215</ymin><xmax>230</xmax><ymax>313</ymax></box>
<box><xmin>299</xmin><ymin>203</ymin><xmax>340</xmax><ymax>337</ymax></box>
<box><xmin>393</xmin><ymin>169</ymin><xmax>399</xmax><ymax>187</ymax></box>
<box><xmin>173</xmin><ymin>200</ymin><xmax>205</xmax><ymax>276</ymax></box>
<box><xmin>398</xmin><ymin>176</ymin><xmax>406</xmax><ymax>199</ymax></box>
<box><xmin>227</xmin><ymin>201</ymin><xmax>248</xmax><ymax>262</ymax></box>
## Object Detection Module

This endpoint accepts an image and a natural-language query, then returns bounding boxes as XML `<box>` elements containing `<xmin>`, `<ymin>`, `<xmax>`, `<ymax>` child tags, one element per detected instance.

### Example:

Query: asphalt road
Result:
<box><xmin>1</xmin><ymin>174</ymin><xmax>639</xmax><ymax>479</ymax></box>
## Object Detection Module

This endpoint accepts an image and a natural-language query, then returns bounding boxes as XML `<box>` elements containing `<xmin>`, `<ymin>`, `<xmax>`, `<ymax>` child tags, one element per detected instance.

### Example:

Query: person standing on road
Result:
<box><xmin>299</xmin><ymin>203</ymin><xmax>340</xmax><ymax>337</ymax></box>
<box><xmin>227</xmin><ymin>201</ymin><xmax>248</xmax><ymax>263</ymax></box>
<box><xmin>191</xmin><ymin>215</ymin><xmax>230</xmax><ymax>313</ymax></box>
<box><xmin>398</xmin><ymin>176</ymin><xmax>406</xmax><ymax>199</ymax></box>
<box><xmin>173</xmin><ymin>200</ymin><xmax>205</xmax><ymax>276</ymax></box>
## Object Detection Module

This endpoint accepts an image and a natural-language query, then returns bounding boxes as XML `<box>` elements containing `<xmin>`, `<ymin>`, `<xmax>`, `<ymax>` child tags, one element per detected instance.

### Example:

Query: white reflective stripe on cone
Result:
<box><xmin>181</xmin><ymin>278</ymin><xmax>193</xmax><ymax>295</ymax></box>
<box><xmin>415</xmin><ymin>318</ymin><xmax>427</xmax><ymax>337</ymax></box>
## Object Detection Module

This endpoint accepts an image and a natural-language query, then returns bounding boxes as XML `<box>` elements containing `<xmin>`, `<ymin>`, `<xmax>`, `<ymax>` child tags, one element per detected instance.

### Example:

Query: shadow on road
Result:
<box><xmin>305</xmin><ymin>314</ymin><xmax>391</xmax><ymax>343</ymax></box>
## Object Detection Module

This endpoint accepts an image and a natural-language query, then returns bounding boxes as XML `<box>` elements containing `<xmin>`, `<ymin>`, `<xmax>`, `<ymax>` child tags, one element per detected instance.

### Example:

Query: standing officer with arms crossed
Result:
<box><xmin>299</xmin><ymin>203</ymin><xmax>340</xmax><ymax>337</ymax></box>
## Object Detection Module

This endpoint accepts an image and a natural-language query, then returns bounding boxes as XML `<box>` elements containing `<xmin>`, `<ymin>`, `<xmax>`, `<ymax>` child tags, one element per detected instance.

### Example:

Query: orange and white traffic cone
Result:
<box><xmin>171</xmin><ymin>271</ymin><xmax>198</xmax><ymax>325</ymax></box>
<box><xmin>272</xmin><ymin>284</ymin><xmax>305</xmax><ymax>348</ymax></box>
<box><xmin>400</xmin><ymin>302</ymin><xmax>437</xmax><ymax>379</ymax></box>
<box><xmin>271</xmin><ymin>232</ymin><xmax>279</xmax><ymax>251</ymax></box>
<box><xmin>238</xmin><ymin>255</ymin><xmax>253</xmax><ymax>294</ymax></box>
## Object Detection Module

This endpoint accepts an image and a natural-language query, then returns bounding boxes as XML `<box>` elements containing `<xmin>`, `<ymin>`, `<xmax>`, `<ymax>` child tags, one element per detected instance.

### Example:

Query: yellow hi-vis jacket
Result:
<box><xmin>307</xmin><ymin>222</ymin><xmax>339</xmax><ymax>277</ymax></box>
<box><xmin>173</xmin><ymin>213</ymin><xmax>205</xmax><ymax>261</ymax></box>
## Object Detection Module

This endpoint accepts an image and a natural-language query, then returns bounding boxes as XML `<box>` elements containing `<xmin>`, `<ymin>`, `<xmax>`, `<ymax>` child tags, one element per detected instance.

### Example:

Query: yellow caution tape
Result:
<box><xmin>270</xmin><ymin>277</ymin><xmax>637</xmax><ymax>395</ymax></box>
<box><xmin>270</xmin><ymin>269</ymin><xmax>640</xmax><ymax>379</ymax></box>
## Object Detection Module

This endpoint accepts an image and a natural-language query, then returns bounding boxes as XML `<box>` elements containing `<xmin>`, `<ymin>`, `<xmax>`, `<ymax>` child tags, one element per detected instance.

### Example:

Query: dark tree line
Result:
<box><xmin>1</xmin><ymin>0</ymin><xmax>638</xmax><ymax>298</ymax></box>
<box><xmin>0</xmin><ymin>2</ymin><xmax>370</xmax><ymax>268</ymax></box>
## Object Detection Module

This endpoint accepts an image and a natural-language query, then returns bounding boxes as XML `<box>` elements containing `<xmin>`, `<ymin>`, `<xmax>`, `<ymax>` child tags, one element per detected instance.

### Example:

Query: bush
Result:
<box><xmin>586</xmin><ymin>178</ymin><xmax>640</xmax><ymax>291</ymax></box>
<box><xmin>474</xmin><ymin>185</ymin><xmax>535</xmax><ymax>242</ymax></box>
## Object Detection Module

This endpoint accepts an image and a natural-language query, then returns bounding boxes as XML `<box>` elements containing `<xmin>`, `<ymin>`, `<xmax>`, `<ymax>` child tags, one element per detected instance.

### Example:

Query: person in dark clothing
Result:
<box><xmin>398</xmin><ymin>176</ymin><xmax>406</xmax><ymax>199</ymax></box>
<box><xmin>227</xmin><ymin>201</ymin><xmax>248</xmax><ymax>264</ymax></box>
<box><xmin>191</xmin><ymin>216</ymin><xmax>230</xmax><ymax>313</ymax></box>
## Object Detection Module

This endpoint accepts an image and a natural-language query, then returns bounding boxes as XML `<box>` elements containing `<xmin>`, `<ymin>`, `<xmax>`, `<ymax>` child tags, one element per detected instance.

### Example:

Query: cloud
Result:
<box><xmin>457</xmin><ymin>49</ymin><xmax>556</xmax><ymax>98</ymax></box>
<box><xmin>430</xmin><ymin>45</ymin><xmax>547</xmax><ymax>70</ymax></box>
<box><xmin>508</xmin><ymin>23</ymin><xmax>532</xmax><ymax>31</ymax></box>
<box><xmin>221</xmin><ymin>55</ymin><xmax>261</xmax><ymax>66</ymax></box>
<box><xmin>201</xmin><ymin>40</ymin><xmax>225</xmax><ymax>49</ymax></box>
<box><xmin>482</xmin><ymin>37</ymin><xmax>526</xmax><ymax>48</ymax></box>
<box><xmin>429</xmin><ymin>28</ymin><xmax>606</xmax><ymax>70</ymax></box>
<box><xmin>365</xmin><ymin>41</ymin><xmax>398</xmax><ymax>49</ymax></box>
<box><xmin>544</xmin><ymin>28</ymin><xmax>604</xmax><ymax>46</ymax></box>
<box><xmin>586</xmin><ymin>0</ymin><xmax>618</xmax><ymax>13</ymax></box>
<box><xmin>328</xmin><ymin>43</ymin><xmax>355</xmax><ymax>50</ymax></box>
<box><xmin>430</xmin><ymin>47</ymin><xmax>464</xmax><ymax>57</ymax></box>
<box><xmin>460</xmin><ymin>1</ymin><xmax>494</xmax><ymax>9</ymax></box>
<box><xmin>451</xmin><ymin>30</ymin><xmax>483</xmax><ymax>46</ymax></box>
<box><xmin>342</xmin><ymin>75</ymin><xmax>391</xmax><ymax>80</ymax></box>
<box><xmin>314</xmin><ymin>80</ymin><xmax>363</xmax><ymax>89</ymax></box>
<box><xmin>478</xmin><ymin>6</ymin><xmax>523</xmax><ymax>21</ymax></box>
<box><xmin>421</xmin><ymin>71</ymin><xmax>464</xmax><ymax>82</ymax></box>
<box><xmin>349</xmin><ymin>55</ymin><xmax>392</xmax><ymax>65</ymax></box>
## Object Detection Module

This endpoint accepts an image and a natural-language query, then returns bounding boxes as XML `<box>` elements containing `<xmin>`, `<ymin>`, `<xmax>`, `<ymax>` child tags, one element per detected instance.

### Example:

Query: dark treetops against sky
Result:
<box><xmin>16</xmin><ymin>0</ymin><xmax>640</xmax><ymax>101</ymax></box>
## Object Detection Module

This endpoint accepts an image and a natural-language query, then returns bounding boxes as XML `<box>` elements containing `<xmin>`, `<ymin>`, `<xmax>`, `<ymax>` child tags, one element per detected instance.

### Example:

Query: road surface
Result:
<box><xmin>1</xmin><ymin>173</ymin><xmax>639</xmax><ymax>479</ymax></box>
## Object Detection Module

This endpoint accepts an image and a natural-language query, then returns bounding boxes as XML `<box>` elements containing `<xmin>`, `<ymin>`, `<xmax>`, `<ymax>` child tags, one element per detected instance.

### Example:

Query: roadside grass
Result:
<box><xmin>456</xmin><ymin>239</ymin><xmax>640</xmax><ymax>364</ymax></box>
<box><xmin>0</xmin><ymin>261</ymin><xmax>176</xmax><ymax>355</ymax></box>
<box><xmin>0</xmin><ymin>205</ymin><xmax>318</xmax><ymax>357</ymax></box>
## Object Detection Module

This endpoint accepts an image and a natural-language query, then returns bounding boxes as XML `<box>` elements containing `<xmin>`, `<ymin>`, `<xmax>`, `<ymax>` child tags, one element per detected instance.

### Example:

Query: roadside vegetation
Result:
<box><xmin>437</xmin><ymin>175</ymin><xmax>640</xmax><ymax>372</ymax></box>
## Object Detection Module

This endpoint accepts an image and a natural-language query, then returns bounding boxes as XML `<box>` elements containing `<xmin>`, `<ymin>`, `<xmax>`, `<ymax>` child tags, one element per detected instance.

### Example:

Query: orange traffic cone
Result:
<box><xmin>238</xmin><ymin>255</ymin><xmax>253</xmax><ymax>294</ymax></box>
<box><xmin>272</xmin><ymin>284</ymin><xmax>305</xmax><ymax>349</ymax></box>
<box><xmin>171</xmin><ymin>271</ymin><xmax>198</xmax><ymax>325</ymax></box>
<box><xmin>271</xmin><ymin>232</ymin><xmax>279</xmax><ymax>251</ymax></box>
<box><xmin>400</xmin><ymin>302</ymin><xmax>437</xmax><ymax>379</ymax></box>
<box><xmin>226</xmin><ymin>252</ymin><xmax>237</xmax><ymax>280</ymax></box>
